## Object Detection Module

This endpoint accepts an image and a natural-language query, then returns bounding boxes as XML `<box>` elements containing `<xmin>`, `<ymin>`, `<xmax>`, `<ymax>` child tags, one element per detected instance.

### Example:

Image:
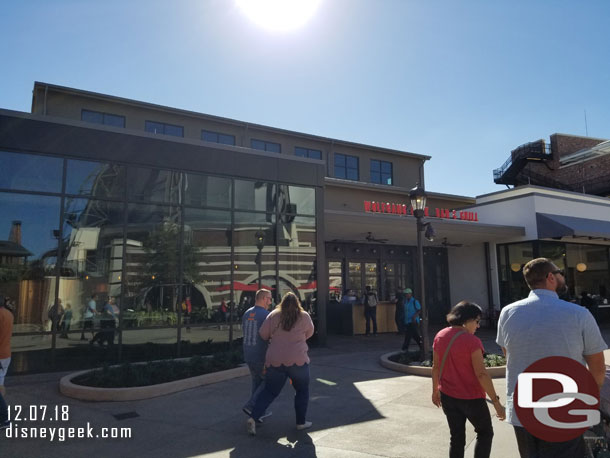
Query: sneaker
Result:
<box><xmin>246</xmin><ymin>418</ymin><xmax>256</xmax><ymax>436</ymax></box>
<box><xmin>257</xmin><ymin>411</ymin><xmax>272</xmax><ymax>424</ymax></box>
<box><xmin>296</xmin><ymin>421</ymin><xmax>312</xmax><ymax>431</ymax></box>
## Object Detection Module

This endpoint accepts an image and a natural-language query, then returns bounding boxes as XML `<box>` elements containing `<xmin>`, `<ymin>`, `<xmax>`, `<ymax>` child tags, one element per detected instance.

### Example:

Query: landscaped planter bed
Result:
<box><xmin>60</xmin><ymin>354</ymin><xmax>249</xmax><ymax>402</ymax></box>
<box><xmin>380</xmin><ymin>351</ymin><xmax>506</xmax><ymax>378</ymax></box>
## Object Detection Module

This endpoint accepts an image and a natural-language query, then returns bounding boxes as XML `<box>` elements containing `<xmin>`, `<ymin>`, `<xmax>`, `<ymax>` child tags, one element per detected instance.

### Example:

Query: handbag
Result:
<box><xmin>438</xmin><ymin>330</ymin><xmax>466</xmax><ymax>381</ymax></box>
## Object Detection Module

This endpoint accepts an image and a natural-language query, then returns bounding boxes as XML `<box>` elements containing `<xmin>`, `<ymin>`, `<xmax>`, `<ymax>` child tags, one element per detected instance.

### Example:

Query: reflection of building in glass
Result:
<box><xmin>0</xmin><ymin>221</ymin><xmax>31</xmax><ymax>265</ymax></box>
<box><xmin>59</xmin><ymin>168</ymin><xmax>317</xmax><ymax>320</ymax></box>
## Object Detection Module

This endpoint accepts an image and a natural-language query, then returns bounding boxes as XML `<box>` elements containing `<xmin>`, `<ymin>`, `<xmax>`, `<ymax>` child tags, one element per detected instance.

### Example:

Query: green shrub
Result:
<box><xmin>483</xmin><ymin>353</ymin><xmax>506</xmax><ymax>367</ymax></box>
<box><xmin>72</xmin><ymin>349</ymin><xmax>243</xmax><ymax>388</ymax></box>
<box><xmin>389</xmin><ymin>351</ymin><xmax>505</xmax><ymax>368</ymax></box>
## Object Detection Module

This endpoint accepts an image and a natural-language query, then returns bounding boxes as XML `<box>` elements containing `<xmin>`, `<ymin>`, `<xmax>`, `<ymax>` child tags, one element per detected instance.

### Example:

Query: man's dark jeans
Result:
<box><xmin>402</xmin><ymin>322</ymin><xmax>422</xmax><ymax>350</ymax></box>
<box><xmin>243</xmin><ymin>361</ymin><xmax>265</xmax><ymax>413</ymax></box>
<box><xmin>513</xmin><ymin>426</ymin><xmax>586</xmax><ymax>458</ymax></box>
<box><xmin>364</xmin><ymin>306</ymin><xmax>377</xmax><ymax>335</ymax></box>
<box><xmin>440</xmin><ymin>392</ymin><xmax>494</xmax><ymax>458</ymax></box>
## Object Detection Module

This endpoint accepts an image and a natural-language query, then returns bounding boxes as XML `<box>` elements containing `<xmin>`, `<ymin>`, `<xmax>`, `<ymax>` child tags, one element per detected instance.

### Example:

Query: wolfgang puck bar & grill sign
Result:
<box><xmin>363</xmin><ymin>200</ymin><xmax>478</xmax><ymax>222</ymax></box>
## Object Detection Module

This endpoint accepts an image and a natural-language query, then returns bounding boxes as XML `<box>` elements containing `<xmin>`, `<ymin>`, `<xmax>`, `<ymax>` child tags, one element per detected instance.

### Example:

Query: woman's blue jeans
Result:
<box><xmin>251</xmin><ymin>363</ymin><xmax>310</xmax><ymax>425</ymax></box>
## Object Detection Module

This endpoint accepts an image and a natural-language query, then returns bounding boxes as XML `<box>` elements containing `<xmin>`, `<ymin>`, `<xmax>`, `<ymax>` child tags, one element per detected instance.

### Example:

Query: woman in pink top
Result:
<box><xmin>431</xmin><ymin>301</ymin><xmax>505</xmax><ymax>458</ymax></box>
<box><xmin>246</xmin><ymin>292</ymin><xmax>314</xmax><ymax>436</ymax></box>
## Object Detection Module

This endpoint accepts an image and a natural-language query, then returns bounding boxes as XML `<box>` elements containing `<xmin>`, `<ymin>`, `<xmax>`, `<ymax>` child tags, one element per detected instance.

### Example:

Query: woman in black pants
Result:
<box><xmin>431</xmin><ymin>301</ymin><xmax>505</xmax><ymax>458</ymax></box>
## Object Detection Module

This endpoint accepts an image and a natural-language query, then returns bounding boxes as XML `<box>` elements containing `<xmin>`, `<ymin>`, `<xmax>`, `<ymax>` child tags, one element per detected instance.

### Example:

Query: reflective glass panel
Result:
<box><xmin>184</xmin><ymin>173</ymin><xmax>231</xmax><ymax>208</ymax></box>
<box><xmin>0</xmin><ymin>192</ymin><xmax>61</xmax><ymax>333</ymax></box>
<box><xmin>566</xmin><ymin>243</ymin><xmax>609</xmax><ymax>305</ymax></box>
<box><xmin>104</xmin><ymin>113</ymin><xmax>125</xmax><ymax>128</ymax></box>
<box><xmin>235</xmin><ymin>179</ymin><xmax>279</xmax><ymax>212</ymax></box>
<box><xmin>384</xmin><ymin>263</ymin><xmax>396</xmax><ymax>301</ymax></box>
<box><xmin>286</xmin><ymin>186</ymin><xmax>315</xmax><ymax>215</ymax></box>
<box><xmin>81</xmin><ymin>110</ymin><xmax>104</xmax><ymax>124</ymax></box>
<box><xmin>365</xmin><ymin>262</ymin><xmax>378</xmax><ymax>293</ymax></box>
<box><xmin>218</xmin><ymin>134</ymin><xmax>235</xmax><ymax>145</ymax></box>
<box><xmin>127</xmin><ymin>167</ymin><xmax>183</xmax><ymax>204</ymax></box>
<box><xmin>348</xmin><ymin>262</ymin><xmax>362</xmax><ymax>298</ymax></box>
<box><xmin>500</xmin><ymin>242</ymin><xmax>535</xmax><ymax>305</ymax></box>
<box><xmin>164</xmin><ymin>124</ymin><xmax>184</xmax><ymax>138</ymax></box>
<box><xmin>0</xmin><ymin>150</ymin><xmax>63</xmax><ymax>193</ymax></box>
<box><xmin>278</xmin><ymin>216</ymin><xmax>317</xmax><ymax>315</ymax></box>
<box><xmin>266</xmin><ymin>142</ymin><xmax>280</xmax><ymax>153</ymax></box>
<box><xmin>183</xmin><ymin>208</ymin><xmax>232</xmax><ymax>327</ymax></box>
<box><xmin>328</xmin><ymin>261</ymin><xmax>343</xmax><ymax>301</ymax></box>
<box><xmin>60</xmin><ymin>198</ymin><xmax>125</xmax><ymax>340</ymax></box>
<box><xmin>234</xmin><ymin>213</ymin><xmax>276</xmax><ymax>303</ymax></box>
<box><xmin>250</xmin><ymin>139</ymin><xmax>265</xmax><ymax>151</ymax></box>
<box><xmin>66</xmin><ymin>160</ymin><xmax>125</xmax><ymax>198</ymax></box>
<box><xmin>122</xmin><ymin>203</ymin><xmax>181</xmax><ymax>328</ymax></box>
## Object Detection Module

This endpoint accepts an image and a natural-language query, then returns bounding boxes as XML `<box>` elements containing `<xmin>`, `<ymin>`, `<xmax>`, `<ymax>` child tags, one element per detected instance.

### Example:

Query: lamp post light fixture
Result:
<box><xmin>254</xmin><ymin>230</ymin><xmax>265</xmax><ymax>288</ymax></box>
<box><xmin>409</xmin><ymin>184</ymin><xmax>433</xmax><ymax>361</ymax></box>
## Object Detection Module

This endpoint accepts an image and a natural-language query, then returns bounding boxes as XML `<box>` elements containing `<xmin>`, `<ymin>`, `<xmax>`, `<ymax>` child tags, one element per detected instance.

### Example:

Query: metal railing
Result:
<box><xmin>493</xmin><ymin>141</ymin><xmax>552</xmax><ymax>181</ymax></box>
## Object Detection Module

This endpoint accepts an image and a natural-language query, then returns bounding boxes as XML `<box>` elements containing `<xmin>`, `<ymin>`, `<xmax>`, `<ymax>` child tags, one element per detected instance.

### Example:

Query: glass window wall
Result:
<box><xmin>3</xmin><ymin>152</ymin><xmax>318</xmax><ymax>374</ymax></box>
<box><xmin>0</xmin><ymin>151</ymin><xmax>63</xmax><ymax>193</ymax></box>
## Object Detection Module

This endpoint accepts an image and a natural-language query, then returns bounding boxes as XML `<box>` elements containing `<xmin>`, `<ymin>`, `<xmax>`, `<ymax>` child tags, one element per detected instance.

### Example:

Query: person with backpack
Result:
<box><xmin>362</xmin><ymin>286</ymin><xmax>378</xmax><ymax>336</ymax></box>
<box><xmin>402</xmin><ymin>288</ymin><xmax>423</xmax><ymax>351</ymax></box>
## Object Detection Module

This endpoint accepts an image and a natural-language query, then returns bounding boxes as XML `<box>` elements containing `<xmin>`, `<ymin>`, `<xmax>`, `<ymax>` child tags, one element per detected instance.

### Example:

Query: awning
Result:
<box><xmin>536</xmin><ymin>213</ymin><xmax>610</xmax><ymax>240</ymax></box>
<box><xmin>324</xmin><ymin>209</ymin><xmax>525</xmax><ymax>246</ymax></box>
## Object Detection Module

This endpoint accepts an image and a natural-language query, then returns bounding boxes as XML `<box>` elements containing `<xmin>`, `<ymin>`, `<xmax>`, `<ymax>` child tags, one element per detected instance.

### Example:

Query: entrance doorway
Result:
<box><xmin>325</xmin><ymin>243</ymin><xmax>451</xmax><ymax>324</ymax></box>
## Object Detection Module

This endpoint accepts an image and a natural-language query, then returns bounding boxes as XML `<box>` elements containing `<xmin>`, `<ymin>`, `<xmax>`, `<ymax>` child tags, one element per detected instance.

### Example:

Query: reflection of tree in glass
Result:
<box><xmin>137</xmin><ymin>220</ymin><xmax>203</xmax><ymax>310</ymax></box>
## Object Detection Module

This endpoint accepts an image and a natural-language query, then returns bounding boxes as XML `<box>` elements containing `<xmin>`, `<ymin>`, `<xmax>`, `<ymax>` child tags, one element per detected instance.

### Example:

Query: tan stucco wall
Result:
<box><xmin>32</xmin><ymin>84</ymin><xmax>429</xmax><ymax>189</ymax></box>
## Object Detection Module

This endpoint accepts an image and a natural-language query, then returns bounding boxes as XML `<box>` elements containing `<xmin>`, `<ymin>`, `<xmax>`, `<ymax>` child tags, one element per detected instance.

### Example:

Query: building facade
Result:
<box><xmin>468</xmin><ymin>186</ymin><xmax>610</xmax><ymax>310</ymax></box>
<box><xmin>1</xmin><ymin>82</ymin><xmax>542</xmax><ymax>374</ymax></box>
<box><xmin>493</xmin><ymin>133</ymin><xmax>610</xmax><ymax>197</ymax></box>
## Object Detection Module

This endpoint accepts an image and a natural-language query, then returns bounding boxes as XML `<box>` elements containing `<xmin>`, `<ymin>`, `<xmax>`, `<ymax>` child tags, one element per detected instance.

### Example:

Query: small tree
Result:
<box><xmin>136</xmin><ymin>220</ymin><xmax>203</xmax><ymax>311</ymax></box>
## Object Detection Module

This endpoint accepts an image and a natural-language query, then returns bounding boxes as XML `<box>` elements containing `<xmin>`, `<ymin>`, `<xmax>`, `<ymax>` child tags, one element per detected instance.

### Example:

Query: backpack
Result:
<box><xmin>366</xmin><ymin>292</ymin><xmax>378</xmax><ymax>307</ymax></box>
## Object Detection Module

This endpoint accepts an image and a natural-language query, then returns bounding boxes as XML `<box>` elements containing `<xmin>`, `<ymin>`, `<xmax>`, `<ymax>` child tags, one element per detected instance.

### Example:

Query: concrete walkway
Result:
<box><xmin>1</xmin><ymin>328</ymin><xmax>524</xmax><ymax>458</ymax></box>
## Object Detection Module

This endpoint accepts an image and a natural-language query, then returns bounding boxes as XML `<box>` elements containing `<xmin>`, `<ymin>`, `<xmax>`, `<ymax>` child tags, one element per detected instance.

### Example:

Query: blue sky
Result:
<box><xmin>1</xmin><ymin>0</ymin><xmax>609</xmax><ymax>197</ymax></box>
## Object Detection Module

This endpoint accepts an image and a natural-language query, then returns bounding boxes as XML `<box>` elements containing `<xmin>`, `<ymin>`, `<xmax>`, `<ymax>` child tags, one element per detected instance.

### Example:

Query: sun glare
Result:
<box><xmin>236</xmin><ymin>0</ymin><xmax>321</xmax><ymax>32</ymax></box>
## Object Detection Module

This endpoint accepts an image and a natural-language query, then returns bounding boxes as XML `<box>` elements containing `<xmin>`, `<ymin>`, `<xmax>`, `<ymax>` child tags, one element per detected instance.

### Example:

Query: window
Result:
<box><xmin>370</xmin><ymin>160</ymin><xmax>393</xmax><ymax>185</ymax></box>
<box><xmin>295</xmin><ymin>147</ymin><xmax>322</xmax><ymax>160</ymax></box>
<box><xmin>251</xmin><ymin>139</ymin><xmax>281</xmax><ymax>153</ymax></box>
<box><xmin>0</xmin><ymin>150</ymin><xmax>63</xmax><ymax>193</ymax></box>
<box><xmin>145</xmin><ymin>120</ymin><xmax>184</xmax><ymax>137</ymax></box>
<box><xmin>201</xmin><ymin>130</ymin><xmax>235</xmax><ymax>146</ymax></box>
<box><xmin>334</xmin><ymin>153</ymin><xmax>359</xmax><ymax>180</ymax></box>
<box><xmin>81</xmin><ymin>109</ymin><xmax>125</xmax><ymax>128</ymax></box>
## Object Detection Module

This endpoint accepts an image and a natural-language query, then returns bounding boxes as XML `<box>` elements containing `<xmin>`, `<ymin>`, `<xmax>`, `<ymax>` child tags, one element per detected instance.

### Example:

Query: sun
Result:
<box><xmin>236</xmin><ymin>0</ymin><xmax>322</xmax><ymax>32</ymax></box>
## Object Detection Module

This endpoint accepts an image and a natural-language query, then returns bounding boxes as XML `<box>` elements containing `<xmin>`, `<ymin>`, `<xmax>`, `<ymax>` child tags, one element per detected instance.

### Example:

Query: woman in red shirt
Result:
<box><xmin>432</xmin><ymin>301</ymin><xmax>505</xmax><ymax>458</ymax></box>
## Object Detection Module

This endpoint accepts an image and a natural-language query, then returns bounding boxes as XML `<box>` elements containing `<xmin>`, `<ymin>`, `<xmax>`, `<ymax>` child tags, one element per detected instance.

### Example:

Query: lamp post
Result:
<box><xmin>409</xmin><ymin>184</ymin><xmax>432</xmax><ymax>361</ymax></box>
<box><xmin>255</xmin><ymin>230</ymin><xmax>265</xmax><ymax>288</ymax></box>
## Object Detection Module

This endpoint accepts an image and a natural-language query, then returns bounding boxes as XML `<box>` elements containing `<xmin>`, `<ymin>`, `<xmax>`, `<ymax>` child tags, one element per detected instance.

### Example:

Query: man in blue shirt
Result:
<box><xmin>402</xmin><ymin>288</ymin><xmax>422</xmax><ymax>351</ymax></box>
<box><xmin>242</xmin><ymin>289</ymin><xmax>272</xmax><ymax>420</ymax></box>
<box><xmin>497</xmin><ymin>257</ymin><xmax>607</xmax><ymax>458</ymax></box>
